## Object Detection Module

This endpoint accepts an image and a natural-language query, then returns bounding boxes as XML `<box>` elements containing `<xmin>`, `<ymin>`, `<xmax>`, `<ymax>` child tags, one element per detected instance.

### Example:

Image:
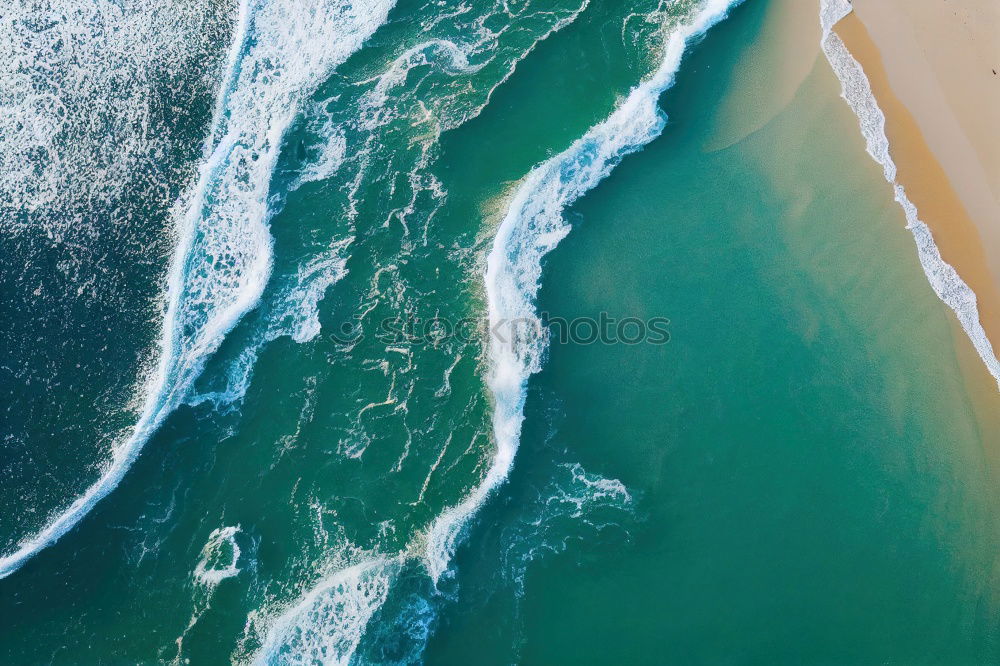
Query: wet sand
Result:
<box><xmin>851</xmin><ymin>0</ymin><xmax>999</xmax><ymax>238</ymax></box>
<box><xmin>832</xmin><ymin>8</ymin><xmax>1000</xmax><ymax>383</ymax></box>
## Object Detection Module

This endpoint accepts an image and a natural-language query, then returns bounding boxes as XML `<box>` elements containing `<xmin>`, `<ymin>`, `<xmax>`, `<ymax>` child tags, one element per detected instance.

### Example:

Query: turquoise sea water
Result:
<box><xmin>2</xmin><ymin>0</ymin><xmax>999</xmax><ymax>663</ymax></box>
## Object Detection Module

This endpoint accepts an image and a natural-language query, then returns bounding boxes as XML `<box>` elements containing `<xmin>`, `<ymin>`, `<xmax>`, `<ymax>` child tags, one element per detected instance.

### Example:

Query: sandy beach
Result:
<box><xmin>831</xmin><ymin>1</ymin><xmax>1000</xmax><ymax>377</ymax></box>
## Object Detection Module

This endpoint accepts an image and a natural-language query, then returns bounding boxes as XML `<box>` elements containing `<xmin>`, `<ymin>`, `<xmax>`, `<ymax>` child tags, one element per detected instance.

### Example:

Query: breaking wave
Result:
<box><xmin>422</xmin><ymin>0</ymin><xmax>742</xmax><ymax>584</ymax></box>
<box><xmin>247</xmin><ymin>557</ymin><xmax>401</xmax><ymax>666</ymax></box>
<box><xmin>189</xmin><ymin>238</ymin><xmax>352</xmax><ymax>409</ymax></box>
<box><xmin>0</xmin><ymin>0</ymin><xmax>395</xmax><ymax>580</ymax></box>
<box><xmin>819</xmin><ymin>0</ymin><xmax>1000</xmax><ymax>389</ymax></box>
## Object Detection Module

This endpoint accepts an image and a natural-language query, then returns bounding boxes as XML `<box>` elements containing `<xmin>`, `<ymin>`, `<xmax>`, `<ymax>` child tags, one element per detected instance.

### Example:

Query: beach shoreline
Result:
<box><xmin>830</xmin><ymin>2</ymin><xmax>1000</xmax><ymax>387</ymax></box>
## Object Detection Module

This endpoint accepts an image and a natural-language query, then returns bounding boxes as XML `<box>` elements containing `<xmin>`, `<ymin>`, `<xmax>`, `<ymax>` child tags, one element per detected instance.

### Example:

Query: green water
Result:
<box><xmin>425</xmin><ymin>1</ymin><xmax>1000</xmax><ymax>662</ymax></box>
<box><xmin>2</xmin><ymin>0</ymin><xmax>999</xmax><ymax>663</ymax></box>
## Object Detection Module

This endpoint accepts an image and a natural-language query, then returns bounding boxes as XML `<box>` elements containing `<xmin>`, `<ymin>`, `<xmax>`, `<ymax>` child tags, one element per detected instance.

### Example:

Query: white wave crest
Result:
<box><xmin>189</xmin><ymin>238</ymin><xmax>351</xmax><ymax>409</ymax></box>
<box><xmin>0</xmin><ymin>0</ymin><xmax>394</xmax><ymax>579</ymax></box>
<box><xmin>249</xmin><ymin>558</ymin><xmax>400</xmax><ymax>666</ymax></box>
<box><xmin>422</xmin><ymin>0</ymin><xmax>742</xmax><ymax>584</ymax></box>
<box><xmin>818</xmin><ymin>0</ymin><xmax>1000</xmax><ymax>388</ymax></box>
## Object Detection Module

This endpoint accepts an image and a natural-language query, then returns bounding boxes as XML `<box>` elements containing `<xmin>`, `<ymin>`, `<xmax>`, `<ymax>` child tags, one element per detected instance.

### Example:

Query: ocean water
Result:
<box><xmin>1</xmin><ymin>0</ymin><xmax>999</xmax><ymax>663</ymax></box>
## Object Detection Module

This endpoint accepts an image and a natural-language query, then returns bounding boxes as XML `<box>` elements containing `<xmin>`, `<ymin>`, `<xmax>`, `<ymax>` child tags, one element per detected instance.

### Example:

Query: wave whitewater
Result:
<box><xmin>0</xmin><ymin>0</ymin><xmax>396</xmax><ymax>580</ymax></box>
<box><xmin>819</xmin><ymin>0</ymin><xmax>1000</xmax><ymax>389</ymax></box>
<box><xmin>235</xmin><ymin>3</ymin><xmax>742</xmax><ymax>662</ymax></box>
<box><xmin>423</xmin><ymin>0</ymin><xmax>742</xmax><ymax>584</ymax></box>
<box><xmin>249</xmin><ymin>558</ymin><xmax>400</xmax><ymax>666</ymax></box>
<box><xmin>0</xmin><ymin>0</ymin><xmax>227</xmax><ymax>218</ymax></box>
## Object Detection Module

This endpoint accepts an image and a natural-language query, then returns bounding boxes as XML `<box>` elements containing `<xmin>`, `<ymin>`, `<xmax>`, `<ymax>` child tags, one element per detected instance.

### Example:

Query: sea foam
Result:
<box><xmin>193</xmin><ymin>525</ymin><xmax>243</xmax><ymax>587</ymax></box>
<box><xmin>502</xmin><ymin>463</ymin><xmax>634</xmax><ymax>594</ymax></box>
<box><xmin>248</xmin><ymin>557</ymin><xmax>400</xmax><ymax>666</ymax></box>
<box><xmin>0</xmin><ymin>0</ymin><xmax>395</xmax><ymax>580</ymax></box>
<box><xmin>819</xmin><ymin>0</ymin><xmax>1000</xmax><ymax>388</ymax></box>
<box><xmin>423</xmin><ymin>0</ymin><xmax>742</xmax><ymax>584</ymax></box>
<box><xmin>230</xmin><ymin>7</ymin><xmax>607</xmax><ymax>660</ymax></box>
<box><xmin>170</xmin><ymin>525</ymin><xmax>245</xmax><ymax>663</ymax></box>
<box><xmin>233</xmin><ymin>5</ymin><xmax>740</xmax><ymax>660</ymax></box>
<box><xmin>0</xmin><ymin>1</ymin><xmax>228</xmax><ymax>221</ymax></box>
<box><xmin>189</xmin><ymin>238</ymin><xmax>352</xmax><ymax>410</ymax></box>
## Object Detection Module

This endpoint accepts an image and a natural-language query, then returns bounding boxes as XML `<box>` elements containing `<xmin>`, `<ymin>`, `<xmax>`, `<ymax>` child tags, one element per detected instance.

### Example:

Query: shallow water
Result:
<box><xmin>1</xmin><ymin>0</ymin><xmax>998</xmax><ymax>663</ymax></box>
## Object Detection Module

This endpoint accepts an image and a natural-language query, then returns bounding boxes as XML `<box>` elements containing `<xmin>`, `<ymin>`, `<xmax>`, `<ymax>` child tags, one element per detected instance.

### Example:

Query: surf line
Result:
<box><xmin>0</xmin><ymin>0</ymin><xmax>396</xmax><ymax>580</ymax></box>
<box><xmin>422</xmin><ymin>0</ymin><xmax>744</xmax><ymax>584</ymax></box>
<box><xmin>819</xmin><ymin>0</ymin><xmax>1000</xmax><ymax>389</ymax></box>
